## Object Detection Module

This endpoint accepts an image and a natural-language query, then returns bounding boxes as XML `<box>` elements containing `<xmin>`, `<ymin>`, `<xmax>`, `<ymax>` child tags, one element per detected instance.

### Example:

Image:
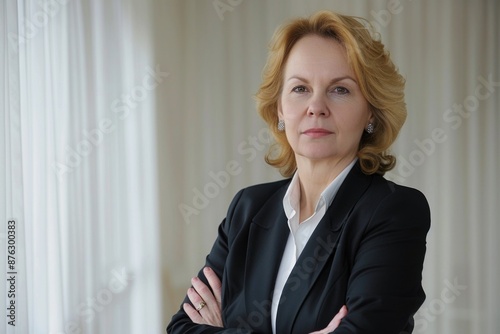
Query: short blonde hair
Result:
<box><xmin>256</xmin><ymin>10</ymin><xmax>407</xmax><ymax>177</ymax></box>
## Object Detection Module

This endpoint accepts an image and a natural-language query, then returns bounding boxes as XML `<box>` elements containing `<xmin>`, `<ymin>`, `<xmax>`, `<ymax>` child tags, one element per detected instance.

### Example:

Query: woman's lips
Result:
<box><xmin>302</xmin><ymin>128</ymin><xmax>334</xmax><ymax>138</ymax></box>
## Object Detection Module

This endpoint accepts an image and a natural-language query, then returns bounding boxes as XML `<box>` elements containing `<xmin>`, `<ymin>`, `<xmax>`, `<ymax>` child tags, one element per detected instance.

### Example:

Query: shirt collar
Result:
<box><xmin>282</xmin><ymin>158</ymin><xmax>357</xmax><ymax>220</ymax></box>
<box><xmin>283</xmin><ymin>172</ymin><xmax>300</xmax><ymax>220</ymax></box>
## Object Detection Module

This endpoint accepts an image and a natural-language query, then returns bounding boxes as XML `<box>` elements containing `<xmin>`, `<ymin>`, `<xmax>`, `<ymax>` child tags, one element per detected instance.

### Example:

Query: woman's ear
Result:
<box><xmin>277</xmin><ymin>99</ymin><xmax>284</xmax><ymax>120</ymax></box>
<box><xmin>366</xmin><ymin>108</ymin><xmax>374</xmax><ymax>126</ymax></box>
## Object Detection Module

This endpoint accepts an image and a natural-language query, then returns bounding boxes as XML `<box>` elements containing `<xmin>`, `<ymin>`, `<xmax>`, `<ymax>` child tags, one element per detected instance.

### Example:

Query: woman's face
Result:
<box><xmin>279</xmin><ymin>35</ymin><xmax>372</xmax><ymax>166</ymax></box>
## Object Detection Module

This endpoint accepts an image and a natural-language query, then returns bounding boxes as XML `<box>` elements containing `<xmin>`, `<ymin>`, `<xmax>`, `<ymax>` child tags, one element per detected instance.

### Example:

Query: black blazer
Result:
<box><xmin>167</xmin><ymin>162</ymin><xmax>430</xmax><ymax>333</ymax></box>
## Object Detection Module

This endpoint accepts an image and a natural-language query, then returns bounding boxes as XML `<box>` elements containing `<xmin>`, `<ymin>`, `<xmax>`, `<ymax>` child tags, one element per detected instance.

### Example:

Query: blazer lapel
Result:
<box><xmin>276</xmin><ymin>163</ymin><xmax>373</xmax><ymax>333</ymax></box>
<box><xmin>243</xmin><ymin>182</ymin><xmax>290</xmax><ymax>332</ymax></box>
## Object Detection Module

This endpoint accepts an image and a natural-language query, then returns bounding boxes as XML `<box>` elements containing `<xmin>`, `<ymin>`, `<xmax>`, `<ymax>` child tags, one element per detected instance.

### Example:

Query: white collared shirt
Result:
<box><xmin>270</xmin><ymin>159</ymin><xmax>357</xmax><ymax>333</ymax></box>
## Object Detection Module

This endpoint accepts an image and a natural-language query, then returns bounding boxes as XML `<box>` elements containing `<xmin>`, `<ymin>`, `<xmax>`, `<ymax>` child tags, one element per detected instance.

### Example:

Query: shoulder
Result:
<box><xmin>339</xmin><ymin>168</ymin><xmax>430</xmax><ymax>231</ymax></box>
<box><xmin>378</xmin><ymin>175</ymin><xmax>428</xmax><ymax>208</ymax></box>
<box><xmin>227</xmin><ymin>178</ymin><xmax>290</xmax><ymax>213</ymax></box>
<box><xmin>370</xmin><ymin>174</ymin><xmax>428</xmax><ymax>203</ymax></box>
<box><xmin>342</xmin><ymin>165</ymin><xmax>429</xmax><ymax>214</ymax></box>
<box><xmin>219</xmin><ymin>178</ymin><xmax>290</xmax><ymax>240</ymax></box>
<box><xmin>364</xmin><ymin>174</ymin><xmax>431</xmax><ymax>229</ymax></box>
<box><xmin>340</xmin><ymin>161</ymin><xmax>428</xmax><ymax>206</ymax></box>
<box><xmin>240</xmin><ymin>178</ymin><xmax>291</xmax><ymax>197</ymax></box>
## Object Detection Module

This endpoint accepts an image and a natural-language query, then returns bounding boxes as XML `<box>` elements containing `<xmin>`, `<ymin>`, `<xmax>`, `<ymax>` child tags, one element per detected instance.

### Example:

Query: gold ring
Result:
<box><xmin>196</xmin><ymin>301</ymin><xmax>207</xmax><ymax>311</ymax></box>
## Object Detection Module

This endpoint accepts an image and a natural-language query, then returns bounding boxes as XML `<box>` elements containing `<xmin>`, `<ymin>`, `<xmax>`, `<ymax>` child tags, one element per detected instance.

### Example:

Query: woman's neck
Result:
<box><xmin>296</xmin><ymin>156</ymin><xmax>355</xmax><ymax>222</ymax></box>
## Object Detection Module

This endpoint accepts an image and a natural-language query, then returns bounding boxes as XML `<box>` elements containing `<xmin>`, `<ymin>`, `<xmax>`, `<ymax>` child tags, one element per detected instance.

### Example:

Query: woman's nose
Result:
<box><xmin>307</xmin><ymin>95</ymin><xmax>330</xmax><ymax>117</ymax></box>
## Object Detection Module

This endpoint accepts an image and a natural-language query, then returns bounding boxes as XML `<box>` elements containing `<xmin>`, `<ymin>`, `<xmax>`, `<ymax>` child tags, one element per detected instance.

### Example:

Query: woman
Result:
<box><xmin>167</xmin><ymin>10</ymin><xmax>430</xmax><ymax>334</ymax></box>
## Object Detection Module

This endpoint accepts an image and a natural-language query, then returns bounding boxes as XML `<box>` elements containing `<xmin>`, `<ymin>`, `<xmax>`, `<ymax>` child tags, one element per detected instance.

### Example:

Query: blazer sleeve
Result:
<box><xmin>333</xmin><ymin>187</ymin><xmax>431</xmax><ymax>334</ymax></box>
<box><xmin>167</xmin><ymin>190</ymin><xmax>260</xmax><ymax>334</ymax></box>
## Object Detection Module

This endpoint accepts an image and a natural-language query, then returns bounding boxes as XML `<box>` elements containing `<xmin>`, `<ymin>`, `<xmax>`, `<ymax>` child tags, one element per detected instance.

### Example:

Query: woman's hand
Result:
<box><xmin>309</xmin><ymin>305</ymin><xmax>348</xmax><ymax>334</ymax></box>
<box><xmin>183</xmin><ymin>267</ymin><xmax>223</xmax><ymax>327</ymax></box>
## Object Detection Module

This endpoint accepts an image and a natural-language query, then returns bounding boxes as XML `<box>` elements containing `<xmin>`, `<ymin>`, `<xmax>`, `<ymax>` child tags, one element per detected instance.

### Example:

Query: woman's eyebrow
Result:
<box><xmin>285</xmin><ymin>75</ymin><xmax>358</xmax><ymax>84</ymax></box>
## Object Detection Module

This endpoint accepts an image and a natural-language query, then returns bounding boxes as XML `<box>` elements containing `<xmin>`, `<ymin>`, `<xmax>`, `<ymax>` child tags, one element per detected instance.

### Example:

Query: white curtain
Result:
<box><xmin>158</xmin><ymin>1</ymin><xmax>500</xmax><ymax>334</ymax></box>
<box><xmin>2</xmin><ymin>0</ymin><xmax>162</xmax><ymax>333</ymax></box>
<box><xmin>2</xmin><ymin>0</ymin><xmax>499</xmax><ymax>333</ymax></box>
<box><xmin>1</xmin><ymin>0</ymin><xmax>29</xmax><ymax>332</ymax></box>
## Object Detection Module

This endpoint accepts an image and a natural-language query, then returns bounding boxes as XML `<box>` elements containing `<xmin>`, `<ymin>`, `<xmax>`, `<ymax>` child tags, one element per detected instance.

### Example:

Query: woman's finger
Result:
<box><xmin>186</xmin><ymin>287</ymin><xmax>208</xmax><ymax>313</ymax></box>
<box><xmin>185</xmin><ymin>273</ymin><xmax>223</xmax><ymax>327</ymax></box>
<box><xmin>204</xmin><ymin>267</ymin><xmax>222</xmax><ymax>304</ymax></box>
<box><xmin>183</xmin><ymin>302</ymin><xmax>205</xmax><ymax>324</ymax></box>
<box><xmin>330</xmin><ymin>305</ymin><xmax>348</xmax><ymax>327</ymax></box>
<box><xmin>191</xmin><ymin>276</ymin><xmax>217</xmax><ymax>309</ymax></box>
<box><xmin>309</xmin><ymin>305</ymin><xmax>348</xmax><ymax>334</ymax></box>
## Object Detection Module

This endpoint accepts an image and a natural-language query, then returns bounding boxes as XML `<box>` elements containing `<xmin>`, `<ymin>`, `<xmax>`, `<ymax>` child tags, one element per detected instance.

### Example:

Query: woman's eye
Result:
<box><xmin>332</xmin><ymin>86</ymin><xmax>350</xmax><ymax>95</ymax></box>
<box><xmin>292</xmin><ymin>86</ymin><xmax>307</xmax><ymax>93</ymax></box>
